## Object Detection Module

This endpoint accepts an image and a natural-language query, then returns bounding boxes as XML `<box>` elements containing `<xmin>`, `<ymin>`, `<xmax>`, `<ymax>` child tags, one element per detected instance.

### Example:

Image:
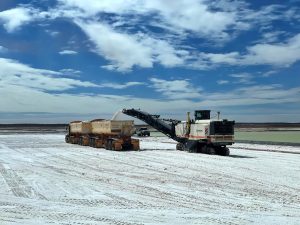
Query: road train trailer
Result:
<box><xmin>122</xmin><ymin>108</ymin><xmax>235</xmax><ymax>156</ymax></box>
<box><xmin>65</xmin><ymin>119</ymin><xmax>140</xmax><ymax>151</ymax></box>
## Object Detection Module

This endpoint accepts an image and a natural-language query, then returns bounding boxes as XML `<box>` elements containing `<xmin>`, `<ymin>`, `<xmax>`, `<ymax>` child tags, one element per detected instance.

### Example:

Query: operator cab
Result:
<box><xmin>194</xmin><ymin>110</ymin><xmax>211</xmax><ymax>120</ymax></box>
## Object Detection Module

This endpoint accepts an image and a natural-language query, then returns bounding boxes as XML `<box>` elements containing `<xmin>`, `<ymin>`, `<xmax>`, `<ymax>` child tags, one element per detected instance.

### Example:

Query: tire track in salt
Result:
<box><xmin>0</xmin><ymin>163</ymin><xmax>46</xmax><ymax>200</ymax></box>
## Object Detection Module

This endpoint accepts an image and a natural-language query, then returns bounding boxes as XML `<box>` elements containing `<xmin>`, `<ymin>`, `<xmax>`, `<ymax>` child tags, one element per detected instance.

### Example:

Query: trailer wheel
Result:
<box><xmin>89</xmin><ymin>138</ymin><xmax>93</xmax><ymax>147</ymax></box>
<box><xmin>111</xmin><ymin>142</ymin><xmax>116</xmax><ymax>151</ymax></box>
<box><xmin>105</xmin><ymin>140</ymin><xmax>112</xmax><ymax>150</ymax></box>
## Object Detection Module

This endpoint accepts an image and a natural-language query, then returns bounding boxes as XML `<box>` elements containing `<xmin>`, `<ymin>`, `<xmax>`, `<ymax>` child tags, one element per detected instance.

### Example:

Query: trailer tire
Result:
<box><xmin>89</xmin><ymin>138</ymin><xmax>93</xmax><ymax>147</ymax></box>
<box><xmin>105</xmin><ymin>140</ymin><xmax>112</xmax><ymax>150</ymax></box>
<box><xmin>111</xmin><ymin>142</ymin><xmax>116</xmax><ymax>151</ymax></box>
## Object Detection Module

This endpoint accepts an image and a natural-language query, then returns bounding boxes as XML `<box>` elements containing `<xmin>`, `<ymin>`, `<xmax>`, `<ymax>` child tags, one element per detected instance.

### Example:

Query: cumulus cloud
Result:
<box><xmin>259</xmin><ymin>31</ymin><xmax>287</xmax><ymax>43</ymax></box>
<box><xmin>242</xmin><ymin>33</ymin><xmax>300</xmax><ymax>66</ymax></box>
<box><xmin>76</xmin><ymin>21</ymin><xmax>153</xmax><ymax>71</ymax></box>
<box><xmin>201</xmin><ymin>85</ymin><xmax>300</xmax><ymax>107</ymax></box>
<box><xmin>0</xmin><ymin>7</ymin><xmax>38</xmax><ymax>32</ymax></box>
<box><xmin>76</xmin><ymin>20</ymin><xmax>185</xmax><ymax>71</ymax></box>
<box><xmin>150</xmin><ymin>78</ymin><xmax>202</xmax><ymax>100</ymax></box>
<box><xmin>199</xmin><ymin>33</ymin><xmax>300</xmax><ymax>67</ymax></box>
<box><xmin>142</xmin><ymin>0</ymin><xmax>235</xmax><ymax>37</ymax></box>
<box><xmin>262</xmin><ymin>70</ymin><xmax>277</xmax><ymax>77</ymax></box>
<box><xmin>98</xmin><ymin>82</ymin><xmax>144</xmax><ymax>89</ymax></box>
<box><xmin>0</xmin><ymin>57</ymin><xmax>97</xmax><ymax>91</ymax></box>
<box><xmin>59</xmin><ymin>50</ymin><xmax>78</xmax><ymax>55</ymax></box>
<box><xmin>242</xmin><ymin>4</ymin><xmax>300</xmax><ymax>27</ymax></box>
<box><xmin>0</xmin><ymin>57</ymin><xmax>299</xmax><ymax>121</ymax></box>
<box><xmin>2</xmin><ymin>1</ymin><xmax>300</xmax><ymax>71</ymax></box>
<box><xmin>58</xmin><ymin>0</ymin><xmax>236</xmax><ymax>38</ymax></box>
<box><xmin>229</xmin><ymin>73</ymin><xmax>254</xmax><ymax>84</ymax></box>
<box><xmin>1</xmin><ymin>77</ymin><xmax>299</xmax><ymax>122</ymax></box>
<box><xmin>217</xmin><ymin>80</ymin><xmax>229</xmax><ymax>85</ymax></box>
<box><xmin>59</xmin><ymin>68</ymin><xmax>81</xmax><ymax>77</ymax></box>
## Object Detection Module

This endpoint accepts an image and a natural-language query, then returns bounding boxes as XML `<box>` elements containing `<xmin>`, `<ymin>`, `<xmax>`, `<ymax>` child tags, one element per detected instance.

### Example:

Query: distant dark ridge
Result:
<box><xmin>0</xmin><ymin>124</ymin><xmax>67</xmax><ymax>128</ymax></box>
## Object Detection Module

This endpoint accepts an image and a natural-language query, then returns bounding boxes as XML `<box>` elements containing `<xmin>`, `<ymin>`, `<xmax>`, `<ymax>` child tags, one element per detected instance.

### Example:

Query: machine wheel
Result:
<box><xmin>65</xmin><ymin>135</ymin><xmax>70</xmax><ymax>143</ymax></box>
<box><xmin>206</xmin><ymin>146</ymin><xmax>216</xmax><ymax>155</ymax></box>
<box><xmin>200</xmin><ymin>145</ymin><xmax>215</xmax><ymax>154</ymax></box>
<box><xmin>176</xmin><ymin>143</ymin><xmax>184</xmax><ymax>151</ymax></box>
<box><xmin>220</xmin><ymin>147</ymin><xmax>230</xmax><ymax>156</ymax></box>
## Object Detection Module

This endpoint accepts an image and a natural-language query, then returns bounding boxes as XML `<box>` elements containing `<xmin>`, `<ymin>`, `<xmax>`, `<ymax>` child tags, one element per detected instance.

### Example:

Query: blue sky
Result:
<box><xmin>0</xmin><ymin>0</ymin><xmax>300</xmax><ymax>123</ymax></box>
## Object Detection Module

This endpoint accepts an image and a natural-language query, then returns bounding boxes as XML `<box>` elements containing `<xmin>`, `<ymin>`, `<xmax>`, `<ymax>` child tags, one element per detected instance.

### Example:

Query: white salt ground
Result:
<box><xmin>0</xmin><ymin>134</ymin><xmax>299</xmax><ymax>225</ymax></box>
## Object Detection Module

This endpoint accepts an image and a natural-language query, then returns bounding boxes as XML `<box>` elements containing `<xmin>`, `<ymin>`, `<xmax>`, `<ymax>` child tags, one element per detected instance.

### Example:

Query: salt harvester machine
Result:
<box><xmin>122</xmin><ymin>108</ymin><xmax>235</xmax><ymax>156</ymax></box>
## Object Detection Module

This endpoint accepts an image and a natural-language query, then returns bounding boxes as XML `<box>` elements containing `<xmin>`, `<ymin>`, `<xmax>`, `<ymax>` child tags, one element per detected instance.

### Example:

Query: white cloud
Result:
<box><xmin>203</xmin><ymin>52</ymin><xmax>240</xmax><ymax>64</ymax></box>
<box><xmin>199</xmin><ymin>33</ymin><xmax>300</xmax><ymax>67</ymax></box>
<box><xmin>77</xmin><ymin>21</ymin><xmax>153</xmax><ymax>71</ymax></box>
<box><xmin>262</xmin><ymin>70</ymin><xmax>277</xmax><ymax>77</ymax></box>
<box><xmin>59</xmin><ymin>50</ymin><xmax>78</xmax><ymax>55</ymax></box>
<box><xmin>76</xmin><ymin>20</ymin><xmax>185</xmax><ymax>71</ymax></box>
<box><xmin>242</xmin><ymin>4</ymin><xmax>300</xmax><ymax>27</ymax></box>
<box><xmin>1</xmin><ymin>80</ymin><xmax>299</xmax><ymax>122</ymax></box>
<box><xmin>217</xmin><ymin>80</ymin><xmax>229</xmax><ymax>85</ymax></box>
<box><xmin>99</xmin><ymin>82</ymin><xmax>144</xmax><ymax>89</ymax></box>
<box><xmin>0</xmin><ymin>58</ymin><xmax>299</xmax><ymax>121</ymax></box>
<box><xmin>0</xmin><ymin>57</ymin><xmax>97</xmax><ymax>91</ymax></box>
<box><xmin>46</xmin><ymin>30</ymin><xmax>60</xmax><ymax>37</ymax></box>
<box><xmin>242</xmin><ymin>33</ymin><xmax>300</xmax><ymax>66</ymax></box>
<box><xmin>229</xmin><ymin>73</ymin><xmax>254</xmax><ymax>84</ymax></box>
<box><xmin>57</xmin><ymin>0</ymin><xmax>134</xmax><ymax>15</ymax></box>
<box><xmin>56</xmin><ymin>0</ymin><xmax>299</xmax><ymax>43</ymax></box>
<box><xmin>141</xmin><ymin>0</ymin><xmax>235</xmax><ymax>37</ymax></box>
<box><xmin>2</xmin><ymin>2</ymin><xmax>299</xmax><ymax>71</ymax></box>
<box><xmin>59</xmin><ymin>0</ymin><xmax>236</xmax><ymax>39</ymax></box>
<box><xmin>0</xmin><ymin>7</ymin><xmax>37</xmax><ymax>32</ymax></box>
<box><xmin>59</xmin><ymin>68</ymin><xmax>81</xmax><ymax>76</ymax></box>
<box><xmin>150</xmin><ymin>78</ymin><xmax>202</xmax><ymax>100</ymax></box>
<box><xmin>201</xmin><ymin>85</ymin><xmax>300</xmax><ymax>108</ymax></box>
<box><xmin>259</xmin><ymin>31</ymin><xmax>287</xmax><ymax>43</ymax></box>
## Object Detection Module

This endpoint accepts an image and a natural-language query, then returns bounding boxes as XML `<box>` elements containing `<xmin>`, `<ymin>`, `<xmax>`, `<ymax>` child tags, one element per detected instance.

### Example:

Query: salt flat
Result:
<box><xmin>0</xmin><ymin>134</ymin><xmax>299</xmax><ymax>225</ymax></box>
